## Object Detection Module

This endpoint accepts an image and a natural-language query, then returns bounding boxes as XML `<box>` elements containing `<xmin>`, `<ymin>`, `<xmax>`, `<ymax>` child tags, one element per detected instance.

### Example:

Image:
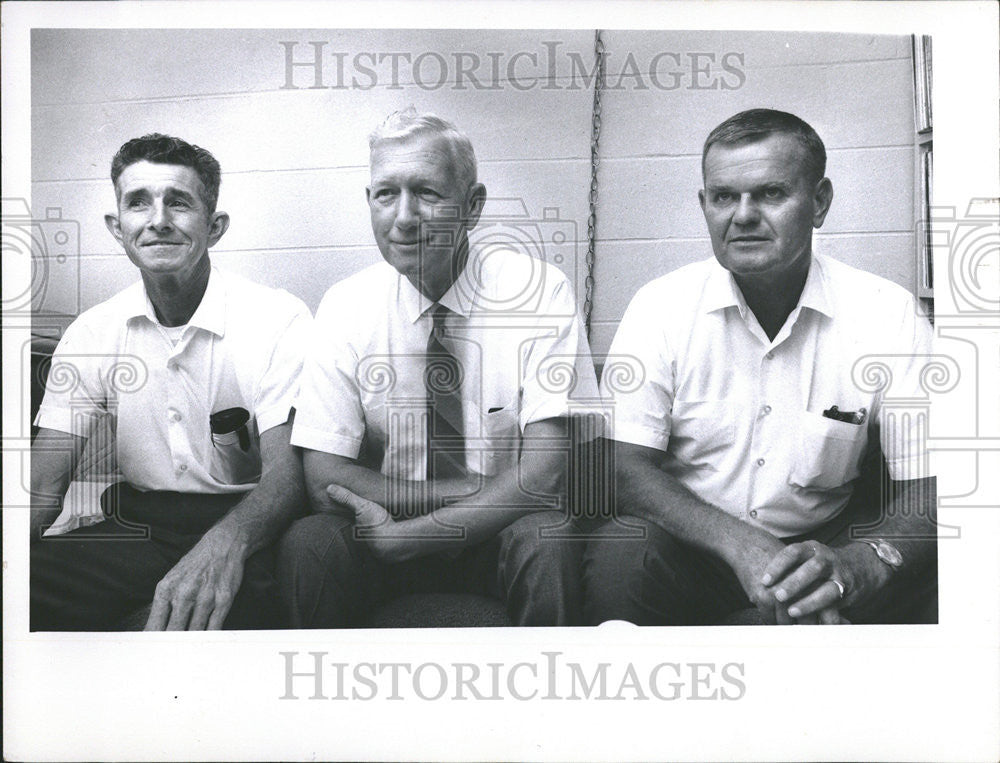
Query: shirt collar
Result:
<box><xmin>702</xmin><ymin>254</ymin><xmax>834</xmax><ymax>320</ymax></box>
<box><xmin>703</xmin><ymin>258</ymin><xmax>748</xmax><ymax>318</ymax></box>
<box><xmin>797</xmin><ymin>253</ymin><xmax>834</xmax><ymax>318</ymax></box>
<box><xmin>124</xmin><ymin>266</ymin><xmax>227</xmax><ymax>337</ymax></box>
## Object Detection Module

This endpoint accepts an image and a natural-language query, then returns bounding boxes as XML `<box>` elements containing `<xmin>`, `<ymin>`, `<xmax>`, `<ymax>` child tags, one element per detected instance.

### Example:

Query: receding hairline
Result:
<box><xmin>369</xmin><ymin>130</ymin><xmax>475</xmax><ymax>194</ymax></box>
<box><xmin>368</xmin><ymin>110</ymin><xmax>478</xmax><ymax>190</ymax></box>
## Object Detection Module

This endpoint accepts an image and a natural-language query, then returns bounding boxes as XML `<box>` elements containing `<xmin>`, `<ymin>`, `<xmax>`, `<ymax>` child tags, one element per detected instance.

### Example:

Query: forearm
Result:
<box><xmin>386</xmin><ymin>455</ymin><xmax>561</xmax><ymax>559</ymax></box>
<box><xmin>200</xmin><ymin>421</ymin><xmax>306</xmax><ymax>555</ymax></box>
<box><xmin>302</xmin><ymin>450</ymin><xmax>477</xmax><ymax>518</ymax></box>
<box><xmin>30</xmin><ymin>428</ymin><xmax>85</xmax><ymax>540</ymax></box>
<box><xmin>839</xmin><ymin>476</ymin><xmax>938</xmax><ymax>576</ymax></box>
<box><xmin>354</xmin><ymin>419</ymin><xmax>572</xmax><ymax>562</ymax></box>
<box><xmin>210</xmin><ymin>452</ymin><xmax>306</xmax><ymax>555</ymax></box>
<box><xmin>612</xmin><ymin>440</ymin><xmax>775</xmax><ymax>567</ymax></box>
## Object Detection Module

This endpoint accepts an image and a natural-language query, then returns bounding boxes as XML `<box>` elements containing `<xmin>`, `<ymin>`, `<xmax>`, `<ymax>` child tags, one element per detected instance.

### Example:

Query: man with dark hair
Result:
<box><xmin>278</xmin><ymin>109</ymin><xmax>599</xmax><ymax>627</ymax></box>
<box><xmin>584</xmin><ymin>108</ymin><xmax>937</xmax><ymax>625</ymax></box>
<box><xmin>110</xmin><ymin>133</ymin><xmax>223</xmax><ymax>213</ymax></box>
<box><xmin>31</xmin><ymin>134</ymin><xmax>311</xmax><ymax>630</ymax></box>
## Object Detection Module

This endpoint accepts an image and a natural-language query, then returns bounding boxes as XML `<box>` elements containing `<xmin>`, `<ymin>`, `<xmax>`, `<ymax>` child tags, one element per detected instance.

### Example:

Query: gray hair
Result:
<box><xmin>368</xmin><ymin>107</ymin><xmax>478</xmax><ymax>191</ymax></box>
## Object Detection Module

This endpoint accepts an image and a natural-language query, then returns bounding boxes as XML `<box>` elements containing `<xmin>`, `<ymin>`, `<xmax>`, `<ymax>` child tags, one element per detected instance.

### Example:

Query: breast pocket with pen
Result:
<box><xmin>208</xmin><ymin>407</ymin><xmax>262</xmax><ymax>485</ymax></box>
<box><xmin>788</xmin><ymin>410</ymin><xmax>868</xmax><ymax>490</ymax></box>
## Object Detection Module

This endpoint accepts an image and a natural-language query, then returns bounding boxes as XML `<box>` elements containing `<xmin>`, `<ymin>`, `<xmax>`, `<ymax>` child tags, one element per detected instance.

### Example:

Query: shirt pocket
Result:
<box><xmin>479</xmin><ymin>404</ymin><xmax>520</xmax><ymax>476</ymax></box>
<box><xmin>668</xmin><ymin>400</ymin><xmax>736</xmax><ymax>470</ymax></box>
<box><xmin>788</xmin><ymin>411</ymin><xmax>868</xmax><ymax>491</ymax></box>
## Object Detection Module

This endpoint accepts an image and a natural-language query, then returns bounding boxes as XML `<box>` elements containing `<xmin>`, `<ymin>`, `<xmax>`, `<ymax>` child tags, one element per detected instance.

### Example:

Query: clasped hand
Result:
<box><xmin>737</xmin><ymin>537</ymin><xmax>882</xmax><ymax>625</ymax></box>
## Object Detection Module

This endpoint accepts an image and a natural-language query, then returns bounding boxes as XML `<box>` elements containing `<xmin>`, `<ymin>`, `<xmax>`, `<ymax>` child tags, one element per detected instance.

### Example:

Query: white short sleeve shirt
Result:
<box><xmin>35</xmin><ymin>267</ymin><xmax>312</xmax><ymax>494</ymax></box>
<box><xmin>601</xmin><ymin>254</ymin><xmax>934</xmax><ymax>538</ymax></box>
<box><xmin>292</xmin><ymin>248</ymin><xmax>600</xmax><ymax>479</ymax></box>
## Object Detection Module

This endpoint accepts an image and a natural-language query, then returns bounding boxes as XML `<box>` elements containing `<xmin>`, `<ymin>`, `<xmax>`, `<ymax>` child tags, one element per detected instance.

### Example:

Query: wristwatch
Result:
<box><xmin>857</xmin><ymin>539</ymin><xmax>904</xmax><ymax>571</ymax></box>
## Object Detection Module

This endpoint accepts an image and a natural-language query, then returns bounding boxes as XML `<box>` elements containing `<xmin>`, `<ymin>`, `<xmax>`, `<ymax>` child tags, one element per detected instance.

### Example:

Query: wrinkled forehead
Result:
<box><xmin>369</xmin><ymin>132</ymin><xmax>460</xmax><ymax>183</ymax></box>
<box><xmin>702</xmin><ymin>134</ymin><xmax>812</xmax><ymax>186</ymax></box>
<box><xmin>113</xmin><ymin>160</ymin><xmax>206</xmax><ymax>197</ymax></box>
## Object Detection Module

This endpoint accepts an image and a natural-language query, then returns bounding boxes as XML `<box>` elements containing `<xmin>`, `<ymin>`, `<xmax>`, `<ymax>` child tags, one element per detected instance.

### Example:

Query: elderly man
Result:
<box><xmin>584</xmin><ymin>109</ymin><xmax>937</xmax><ymax>625</ymax></box>
<box><xmin>279</xmin><ymin>109</ymin><xmax>599</xmax><ymax>626</ymax></box>
<box><xmin>31</xmin><ymin>134</ymin><xmax>310</xmax><ymax>630</ymax></box>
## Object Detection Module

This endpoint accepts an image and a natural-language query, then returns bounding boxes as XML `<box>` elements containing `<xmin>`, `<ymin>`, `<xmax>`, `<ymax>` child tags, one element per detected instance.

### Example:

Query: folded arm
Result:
<box><xmin>310</xmin><ymin>418</ymin><xmax>571</xmax><ymax>563</ymax></box>
<box><xmin>611</xmin><ymin>439</ymin><xmax>843</xmax><ymax>624</ymax></box>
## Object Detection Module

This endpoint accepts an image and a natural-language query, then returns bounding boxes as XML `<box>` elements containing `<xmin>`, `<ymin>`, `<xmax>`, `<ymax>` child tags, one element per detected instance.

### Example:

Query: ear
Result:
<box><xmin>464</xmin><ymin>183</ymin><xmax>487</xmax><ymax>231</ymax></box>
<box><xmin>811</xmin><ymin>178</ymin><xmax>834</xmax><ymax>229</ymax></box>
<box><xmin>104</xmin><ymin>213</ymin><xmax>124</xmax><ymax>246</ymax></box>
<box><xmin>207</xmin><ymin>211</ymin><xmax>231</xmax><ymax>248</ymax></box>
<box><xmin>698</xmin><ymin>188</ymin><xmax>707</xmax><ymax>214</ymax></box>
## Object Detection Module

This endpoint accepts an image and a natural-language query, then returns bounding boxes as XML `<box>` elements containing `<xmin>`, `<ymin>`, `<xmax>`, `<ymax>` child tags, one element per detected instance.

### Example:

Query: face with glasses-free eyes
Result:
<box><xmin>698</xmin><ymin>133</ymin><xmax>833</xmax><ymax>284</ymax></box>
<box><xmin>105</xmin><ymin>160</ymin><xmax>229</xmax><ymax>279</ymax></box>
<box><xmin>367</xmin><ymin>131</ymin><xmax>485</xmax><ymax>300</ymax></box>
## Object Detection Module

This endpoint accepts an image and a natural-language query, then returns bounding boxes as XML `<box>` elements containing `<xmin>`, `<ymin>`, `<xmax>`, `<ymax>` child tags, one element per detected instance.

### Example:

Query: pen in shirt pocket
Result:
<box><xmin>822</xmin><ymin>405</ymin><xmax>867</xmax><ymax>425</ymax></box>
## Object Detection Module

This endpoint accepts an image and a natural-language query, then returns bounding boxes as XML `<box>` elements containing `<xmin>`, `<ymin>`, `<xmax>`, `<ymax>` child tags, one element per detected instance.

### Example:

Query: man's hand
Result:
<box><xmin>325</xmin><ymin>484</ymin><xmax>407</xmax><ymax>563</ymax></box>
<box><xmin>144</xmin><ymin>524</ymin><xmax>249</xmax><ymax>631</ymax></box>
<box><xmin>730</xmin><ymin>531</ymin><xmax>847</xmax><ymax>625</ymax></box>
<box><xmin>761</xmin><ymin>540</ymin><xmax>891</xmax><ymax>620</ymax></box>
<box><xmin>325</xmin><ymin>484</ymin><xmax>469</xmax><ymax>563</ymax></box>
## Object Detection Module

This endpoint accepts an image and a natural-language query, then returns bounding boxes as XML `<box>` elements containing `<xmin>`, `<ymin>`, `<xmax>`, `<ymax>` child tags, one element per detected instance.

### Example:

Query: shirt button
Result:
<box><xmin>169</xmin><ymin>410</ymin><xmax>181</xmax><ymax>422</ymax></box>
<box><xmin>750</xmin><ymin>509</ymin><xmax>758</xmax><ymax>518</ymax></box>
<box><xmin>756</xmin><ymin>457</ymin><xmax>765</xmax><ymax>466</ymax></box>
<box><xmin>765</xmin><ymin>352</ymin><xmax>774</xmax><ymax>360</ymax></box>
<box><xmin>178</xmin><ymin>464</ymin><xmax>188</xmax><ymax>472</ymax></box>
<box><xmin>762</xmin><ymin>405</ymin><xmax>772</xmax><ymax>415</ymax></box>
<box><xmin>168</xmin><ymin>362</ymin><xmax>179</xmax><ymax>371</ymax></box>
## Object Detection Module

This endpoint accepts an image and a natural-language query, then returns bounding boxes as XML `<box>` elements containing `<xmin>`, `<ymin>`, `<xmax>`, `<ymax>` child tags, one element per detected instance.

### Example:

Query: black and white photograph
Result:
<box><xmin>3</xmin><ymin>1</ymin><xmax>999</xmax><ymax>760</ymax></box>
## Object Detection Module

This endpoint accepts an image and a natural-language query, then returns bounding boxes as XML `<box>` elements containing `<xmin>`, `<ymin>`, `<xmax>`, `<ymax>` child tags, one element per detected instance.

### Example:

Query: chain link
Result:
<box><xmin>583</xmin><ymin>29</ymin><xmax>604</xmax><ymax>340</ymax></box>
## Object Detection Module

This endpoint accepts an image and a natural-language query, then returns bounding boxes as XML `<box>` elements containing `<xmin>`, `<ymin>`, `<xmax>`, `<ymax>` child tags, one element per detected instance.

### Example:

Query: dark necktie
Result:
<box><xmin>425</xmin><ymin>304</ymin><xmax>466</xmax><ymax>480</ymax></box>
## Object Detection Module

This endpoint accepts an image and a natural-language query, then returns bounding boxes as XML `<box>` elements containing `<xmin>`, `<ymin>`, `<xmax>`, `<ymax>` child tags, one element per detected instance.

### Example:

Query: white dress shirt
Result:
<box><xmin>601</xmin><ymin>254</ymin><xmax>934</xmax><ymax>537</ymax></box>
<box><xmin>36</xmin><ymin>267</ymin><xmax>311</xmax><ymax>494</ymax></box>
<box><xmin>292</xmin><ymin>248</ymin><xmax>600</xmax><ymax>479</ymax></box>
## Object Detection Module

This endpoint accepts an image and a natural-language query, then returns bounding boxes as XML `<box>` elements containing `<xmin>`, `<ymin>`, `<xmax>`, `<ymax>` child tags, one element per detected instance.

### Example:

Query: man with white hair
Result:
<box><xmin>279</xmin><ymin>109</ymin><xmax>599</xmax><ymax>627</ymax></box>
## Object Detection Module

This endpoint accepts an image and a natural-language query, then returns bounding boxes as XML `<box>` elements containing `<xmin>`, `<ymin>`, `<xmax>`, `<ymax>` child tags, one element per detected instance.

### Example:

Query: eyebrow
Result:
<box><xmin>705</xmin><ymin>180</ymin><xmax>792</xmax><ymax>192</ymax></box>
<box><xmin>120</xmin><ymin>187</ymin><xmax>199</xmax><ymax>204</ymax></box>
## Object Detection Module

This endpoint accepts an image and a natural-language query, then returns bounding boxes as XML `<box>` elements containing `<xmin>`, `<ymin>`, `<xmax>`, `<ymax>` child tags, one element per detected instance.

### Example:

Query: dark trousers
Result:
<box><xmin>276</xmin><ymin>511</ymin><xmax>585</xmax><ymax>627</ymax></box>
<box><xmin>30</xmin><ymin>483</ymin><xmax>284</xmax><ymax>631</ymax></box>
<box><xmin>582</xmin><ymin>503</ymin><xmax>938</xmax><ymax>626</ymax></box>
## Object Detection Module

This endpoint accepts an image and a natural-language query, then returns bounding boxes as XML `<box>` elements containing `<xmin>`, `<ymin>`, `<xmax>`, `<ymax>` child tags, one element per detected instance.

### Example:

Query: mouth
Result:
<box><xmin>728</xmin><ymin>236</ymin><xmax>770</xmax><ymax>244</ymax></box>
<box><xmin>389</xmin><ymin>240</ymin><xmax>423</xmax><ymax>251</ymax></box>
<box><xmin>141</xmin><ymin>240</ymin><xmax>184</xmax><ymax>247</ymax></box>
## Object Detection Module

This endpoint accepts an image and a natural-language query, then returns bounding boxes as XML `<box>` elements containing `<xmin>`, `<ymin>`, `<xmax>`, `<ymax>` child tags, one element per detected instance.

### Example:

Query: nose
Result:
<box><xmin>393</xmin><ymin>190</ymin><xmax>419</xmax><ymax>231</ymax></box>
<box><xmin>147</xmin><ymin>200</ymin><xmax>173</xmax><ymax>230</ymax></box>
<box><xmin>732</xmin><ymin>194</ymin><xmax>760</xmax><ymax>226</ymax></box>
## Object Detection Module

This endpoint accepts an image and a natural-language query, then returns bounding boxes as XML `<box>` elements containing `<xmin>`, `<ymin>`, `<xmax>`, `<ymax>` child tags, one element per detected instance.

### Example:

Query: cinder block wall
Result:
<box><xmin>31</xmin><ymin>30</ymin><xmax>917</xmax><ymax>361</ymax></box>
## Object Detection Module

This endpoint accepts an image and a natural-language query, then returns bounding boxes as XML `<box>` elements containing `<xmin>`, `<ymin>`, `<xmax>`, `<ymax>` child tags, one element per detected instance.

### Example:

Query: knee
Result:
<box><xmin>583</xmin><ymin>517</ymin><xmax>680</xmax><ymax>601</ymax></box>
<box><xmin>276</xmin><ymin>513</ymin><xmax>360</xmax><ymax>575</ymax></box>
<box><xmin>584</xmin><ymin>517</ymin><xmax>678</xmax><ymax>572</ymax></box>
<box><xmin>498</xmin><ymin>511</ymin><xmax>582</xmax><ymax>572</ymax></box>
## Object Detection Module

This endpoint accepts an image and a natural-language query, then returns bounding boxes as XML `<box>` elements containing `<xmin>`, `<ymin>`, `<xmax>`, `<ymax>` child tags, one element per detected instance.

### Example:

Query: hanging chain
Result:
<box><xmin>583</xmin><ymin>29</ymin><xmax>604</xmax><ymax>340</ymax></box>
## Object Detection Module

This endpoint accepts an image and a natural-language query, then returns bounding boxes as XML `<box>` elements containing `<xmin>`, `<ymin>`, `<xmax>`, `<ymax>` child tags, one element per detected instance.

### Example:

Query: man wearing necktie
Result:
<box><xmin>281</xmin><ymin>109</ymin><xmax>600</xmax><ymax>626</ymax></box>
